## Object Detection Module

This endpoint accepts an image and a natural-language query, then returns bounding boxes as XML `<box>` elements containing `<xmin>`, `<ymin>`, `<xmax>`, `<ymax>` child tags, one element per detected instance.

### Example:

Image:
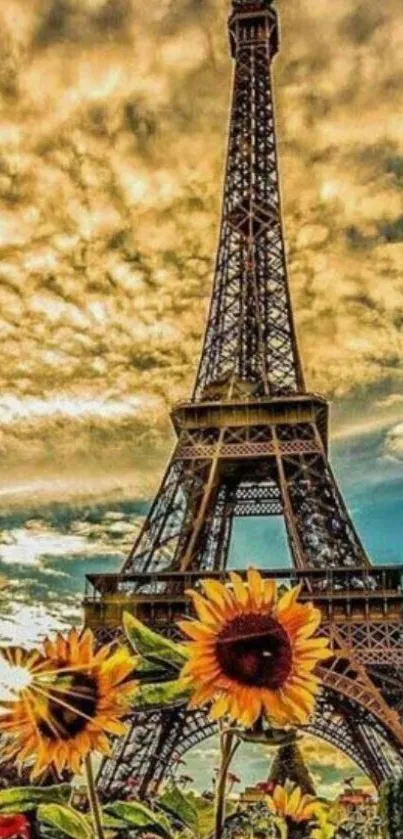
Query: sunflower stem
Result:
<box><xmin>214</xmin><ymin>727</ymin><xmax>239</xmax><ymax>839</ymax></box>
<box><xmin>85</xmin><ymin>753</ymin><xmax>105</xmax><ymax>839</ymax></box>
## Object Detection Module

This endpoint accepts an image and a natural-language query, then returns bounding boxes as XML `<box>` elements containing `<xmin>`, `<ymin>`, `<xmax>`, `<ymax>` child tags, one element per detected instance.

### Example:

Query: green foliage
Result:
<box><xmin>185</xmin><ymin>792</ymin><xmax>216</xmax><ymax>838</ymax></box>
<box><xmin>38</xmin><ymin>803</ymin><xmax>92</xmax><ymax>839</ymax></box>
<box><xmin>96</xmin><ymin>812</ymin><xmax>127</xmax><ymax>830</ymax></box>
<box><xmin>0</xmin><ymin>785</ymin><xmax>71</xmax><ymax>814</ymax></box>
<box><xmin>310</xmin><ymin>810</ymin><xmax>336</xmax><ymax>839</ymax></box>
<box><xmin>105</xmin><ymin>787</ymin><xmax>232</xmax><ymax>839</ymax></box>
<box><xmin>221</xmin><ymin>801</ymin><xmax>285</xmax><ymax>839</ymax></box>
<box><xmin>379</xmin><ymin>775</ymin><xmax>403</xmax><ymax>839</ymax></box>
<box><xmin>134</xmin><ymin>679</ymin><xmax>192</xmax><ymax>710</ymax></box>
<box><xmin>157</xmin><ymin>789</ymin><xmax>237</xmax><ymax>839</ymax></box>
<box><xmin>104</xmin><ymin>800</ymin><xmax>172</xmax><ymax>837</ymax></box>
<box><xmin>123</xmin><ymin>612</ymin><xmax>188</xmax><ymax>673</ymax></box>
<box><xmin>123</xmin><ymin>612</ymin><xmax>192</xmax><ymax>714</ymax></box>
<box><xmin>158</xmin><ymin>784</ymin><xmax>199</xmax><ymax>831</ymax></box>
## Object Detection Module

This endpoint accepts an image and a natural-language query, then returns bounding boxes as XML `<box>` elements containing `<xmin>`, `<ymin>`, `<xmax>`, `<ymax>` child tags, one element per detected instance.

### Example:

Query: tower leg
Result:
<box><xmin>278</xmin><ymin>447</ymin><xmax>369</xmax><ymax>570</ymax></box>
<box><xmin>98</xmin><ymin>694</ymin><xmax>403</xmax><ymax>800</ymax></box>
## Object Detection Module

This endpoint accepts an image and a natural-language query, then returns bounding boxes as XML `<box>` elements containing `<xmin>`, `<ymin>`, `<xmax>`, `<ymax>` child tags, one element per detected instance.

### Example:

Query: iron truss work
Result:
<box><xmin>96</xmin><ymin>693</ymin><xmax>399</xmax><ymax>800</ymax></box>
<box><xmin>84</xmin><ymin>0</ymin><xmax>403</xmax><ymax>801</ymax></box>
<box><xmin>194</xmin><ymin>0</ymin><xmax>304</xmax><ymax>401</ymax></box>
<box><xmin>87</xmin><ymin>567</ymin><xmax>403</xmax><ymax>797</ymax></box>
<box><xmin>116</xmin><ymin>400</ymin><xmax>367</xmax><ymax>576</ymax></box>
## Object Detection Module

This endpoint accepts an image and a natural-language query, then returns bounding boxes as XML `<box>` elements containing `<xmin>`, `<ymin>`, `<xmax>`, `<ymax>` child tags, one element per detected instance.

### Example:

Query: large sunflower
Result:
<box><xmin>267</xmin><ymin>783</ymin><xmax>319</xmax><ymax>823</ymax></box>
<box><xmin>0</xmin><ymin>628</ymin><xmax>137</xmax><ymax>779</ymax></box>
<box><xmin>178</xmin><ymin>569</ymin><xmax>330</xmax><ymax>728</ymax></box>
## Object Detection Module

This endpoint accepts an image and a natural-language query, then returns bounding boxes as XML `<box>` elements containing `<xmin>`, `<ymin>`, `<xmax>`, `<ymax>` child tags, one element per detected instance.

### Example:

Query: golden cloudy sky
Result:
<box><xmin>1</xmin><ymin>0</ymin><xmax>403</xmax><ymax>506</ymax></box>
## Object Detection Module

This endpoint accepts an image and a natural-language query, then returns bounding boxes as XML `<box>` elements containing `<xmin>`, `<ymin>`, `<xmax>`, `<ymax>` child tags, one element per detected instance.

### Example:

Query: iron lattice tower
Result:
<box><xmin>85</xmin><ymin>0</ymin><xmax>403</xmax><ymax>799</ymax></box>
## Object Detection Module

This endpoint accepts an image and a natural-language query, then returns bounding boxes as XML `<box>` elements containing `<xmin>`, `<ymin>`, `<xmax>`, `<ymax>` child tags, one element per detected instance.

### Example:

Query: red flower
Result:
<box><xmin>0</xmin><ymin>814</ymin><xmax>31</xmax><ymax>839</ymax></box>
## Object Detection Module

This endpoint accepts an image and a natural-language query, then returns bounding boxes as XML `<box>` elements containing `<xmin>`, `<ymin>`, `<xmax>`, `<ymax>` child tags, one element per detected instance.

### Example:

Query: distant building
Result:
<box><xmin>240</xmin><ymin>781</ymin><xmax>275</xmax><ymax>804</ymax></box>
<box><xmin>70</xmin><ymin>785</ymin><xmax>88</xmax><ymax>812</ymax></box>
<box><xmin>337</xmin><ymin>789</ymin><xmax>377</xmax><ymax>822</ymax></box>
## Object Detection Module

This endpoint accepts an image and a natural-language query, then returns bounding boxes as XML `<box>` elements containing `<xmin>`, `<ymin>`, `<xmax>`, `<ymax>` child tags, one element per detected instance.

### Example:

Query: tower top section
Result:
<box><xmin>232</xmin><ymin>0</ymin><xmax>275</xmax><ymax>7</ymax></box>
<box><xmin>229</xmin><ymin>0</ymin><xmax>278</xmax><ymax>59</ymax></box>
<box><xmin>193</xmin><ymin>0</ymin><xmax>303</xmax><ymax>401</ymax></box>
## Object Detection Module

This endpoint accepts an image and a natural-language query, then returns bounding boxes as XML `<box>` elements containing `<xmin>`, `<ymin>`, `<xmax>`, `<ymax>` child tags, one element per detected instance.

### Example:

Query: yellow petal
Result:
<box><xmin>291</xmin><ymin>673</ymin><xmax>320</xmax><ymax>695</ymax></box>
<box><xmin>285</xmin><ymin>682</ymin><xmax>316</xmax><ymax>714</ymax></box>
<box><xmin>68</xmin><ymin>627</ymin><xmax>79</xmax><ymax>662</ymax></box>
<box><xmin>266</xmin><ymin>795</ymin><xmax>275</xmax><ymax>813</ymax></box>
<box><xmin>277</xmin><ymin>689</ymin><xmax>310</xmax><ymax>725</ymax></box>
<box><xmin>246</xmin><ymin>568</ymin><xmax>264</xmax><ymax>608</ymax></box>
<box><xmin>300</xmin><ymin>799</ymin><xmax>319</xmax><ymax>821</ymax></box>
<box><xmin>262</xmin><ymin>578</ymin><xmax>277</xmax><ymax>610</ymax></box>
<box><xmin>188</xmin><ymin>683</ymin><xmax>216</xmax><ymax>708</ymax></box>
<box><xmin>274</xmin><ymin>784</ymin><xmax>286</xmax><ymax>813</ymax></box>
<box><xmin>56</xmin><ymin>633</ymin><xmax>68</xmax><ymax>659</ymax></box>
<box><xmin>79</xmin><ymin>627</ymin><xmax>95</xmax><ymax>660</ymax></box>
<box><xmin>276</xmin><ymin>584</ymin><xmax>302</xmax><ymax>616</ymax></box>
<box><xmin>228</xmin><ymin>572</ymin><xmax>249</xmax><ymax>607</ymax></box>
<box><xmin>281</xmin><ymin>605</ymin><xmax>321</xmax><ymax>639</ymax></box>
<box><xmin>101</xmin><ymin>718</ymin><xmax>127</xmax><ymax>736</ymax></box>
<box><xmin>295</xmin><ymin>637</ymin><xmax>330</xmax><ymax>652</ymax></box>
<box><xmin>209</xmin><ymin>694</ymin><xmax>230</xmax><ymax>720</ymax></box>
<box><xmin>177</xmin><ymin>620</ymin><xmax>216</xmax><ymax>641</ymax></box>
<box><xmin>95</xmin><ymin>733</ymin><xmax>112</xmax><ymax>755</ymax></box>
<box><xmin>297</xmin><ymin>647</ymin><xmax>332</xmax><ymax>668</ymax></box>
<box><xmin>201</xmin><ymin>579</ymin><xmax>235</xmax><ymax>611</ymax></box>
<box><xmin>296</xmin><ymin>609</ymin><xmax>322</xmax><ymax>639</ymax></box>
<box><xmin>187</xmin><ymin>591</ymin><xmax>223</xmax><ymax>627</ymax></box>
<box><xmin>101</xmin><ymin>648</ymin><xmax>136</xmax><ymax>685</ymax></box>
<box><xmin>261</xmin><ymin>689</ymin><xmax>294</xmax><ymax>726</ymax></box>
<box><xmin>288</xmin><ymin>785</ymin><xmax>302</xmax><ymax>816</ymax></box>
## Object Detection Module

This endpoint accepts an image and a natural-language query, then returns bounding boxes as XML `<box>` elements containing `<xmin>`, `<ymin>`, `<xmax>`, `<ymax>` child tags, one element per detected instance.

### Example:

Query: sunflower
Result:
<box><xmin>266</xmin><ymin>783</ymin><xmax>319</xmax><ymax>824</ymax></box>
<box><xmin>0</xmin><ymin>628</ymin><xmax>137</xmax><ymax>779</ymax></box>
<box><xmin>178</xmin><ymin>569</ymin><xmax>330</xmax><ymax>728</ymax></box>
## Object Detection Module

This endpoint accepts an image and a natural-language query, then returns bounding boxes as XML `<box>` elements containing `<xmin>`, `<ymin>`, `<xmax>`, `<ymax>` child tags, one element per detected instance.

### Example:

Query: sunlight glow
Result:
<box><xmin>0</xmin><ymin>658</ymin><xmax>33</xmax><ymax>703</ymax></box>
<box><xmin>320</xmin><ymin>180</ymin><xmax>340</xmax><ymax>201</ymax></box>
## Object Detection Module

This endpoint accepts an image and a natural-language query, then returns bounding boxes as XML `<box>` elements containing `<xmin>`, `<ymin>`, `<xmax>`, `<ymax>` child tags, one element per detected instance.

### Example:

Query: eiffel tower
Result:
<box><xmin>84</xmin><ymin>0</ymin><xmax>403</xmax><ymax>800</ymax></box>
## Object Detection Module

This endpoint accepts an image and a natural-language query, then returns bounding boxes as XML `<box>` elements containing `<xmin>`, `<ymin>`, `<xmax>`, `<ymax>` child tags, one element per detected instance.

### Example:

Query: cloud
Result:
<box><xmin>301</xmin><ymin>736</ymin><xmax>354</xmax><ymax>772</ymax></box>
<box><xmin>0</xmin><ymin>508</ymin><xmax>144</xmax><ymax>571</ymax></box>
<box><xmin>0</xmin><ymin>571</ymin><xmax>82</xmax><ymax>647</ymax></box>
<box><xmin>0</xmin><ymin>0</ymin><xmax>401</xmax><ymax>503</ymax></box>
<box><xmin>0</xmin><ymin>597</ymin><xmax>81</xmax><ymax>647</ymax></box>
<box><xmin>0</xmin><ymin>506</ymin><xmax>148</xmax><ymax>645</ymax></box>
<box><xmin>375</xmin><ymin>393</ymin><xmax>403</xmax><ymax>410</ymax></box>
<box><xmin>339</xmin><ymin>4</ymin><xmax>385</xmax><ymax>46</ymax></box>
<box><xmin>384</xmin><ymin>422</ymin><xmax>403</xmax><ymax>461</ymax></box>
<box><xmin>34</xmin><ymin>0</ymin><xmax>134</xmax><ymax>48</ymax></box>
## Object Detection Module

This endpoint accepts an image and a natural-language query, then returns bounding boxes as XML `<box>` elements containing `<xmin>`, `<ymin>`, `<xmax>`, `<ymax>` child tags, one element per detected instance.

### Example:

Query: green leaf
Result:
<box><xmin>136</xmin><ymin>657</ymin><xmax>165</xmax><ymax>675</ymax></box>
<box><xmin>86</xmin><ymin>813</ymin><xmax>126</xmax><ymax>829</ymax></box>
<box><xmin>0</xmin><ymin>785</ymin><xmax>71</xmax><ymax>813</ymax></box>
<box><xmin>38</xmin><ymin>803</ymin><xmax>92</xmax><ymax>839</ymax></box>
<box><xmin>159</xmin><ymin>785</ymin><xmax>199</xmax><ymax>831</ymax></box>
<box><xmin>133</xmin><ymin>679</ymin><xmax>192</xmax><ymax>709</ymax></box>
<box><xmin>123</xmin><ymin>612</ymin><xmax>188</xmax><ymax>671</ymax></box>
<box><xmin>105</xmin><ymin>800</ymin><xmax>172</xmax><ymax>837</ymax></box>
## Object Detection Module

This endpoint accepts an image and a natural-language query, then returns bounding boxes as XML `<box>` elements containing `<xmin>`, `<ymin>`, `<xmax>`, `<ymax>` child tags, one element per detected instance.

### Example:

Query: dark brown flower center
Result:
<box><xmin>215</xmin><ymin>614</ymin><xmax>292</xmax><ymax>689</ymax></box>
<box><xmin>38</xmin><ymin>670</ymin><xmax>98</xmax><ymax>741</ymax></box>
<box><xmin>286</xmin><ymin>818</ymin><xmax>309</xmax><ymax>837</ymax></box>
